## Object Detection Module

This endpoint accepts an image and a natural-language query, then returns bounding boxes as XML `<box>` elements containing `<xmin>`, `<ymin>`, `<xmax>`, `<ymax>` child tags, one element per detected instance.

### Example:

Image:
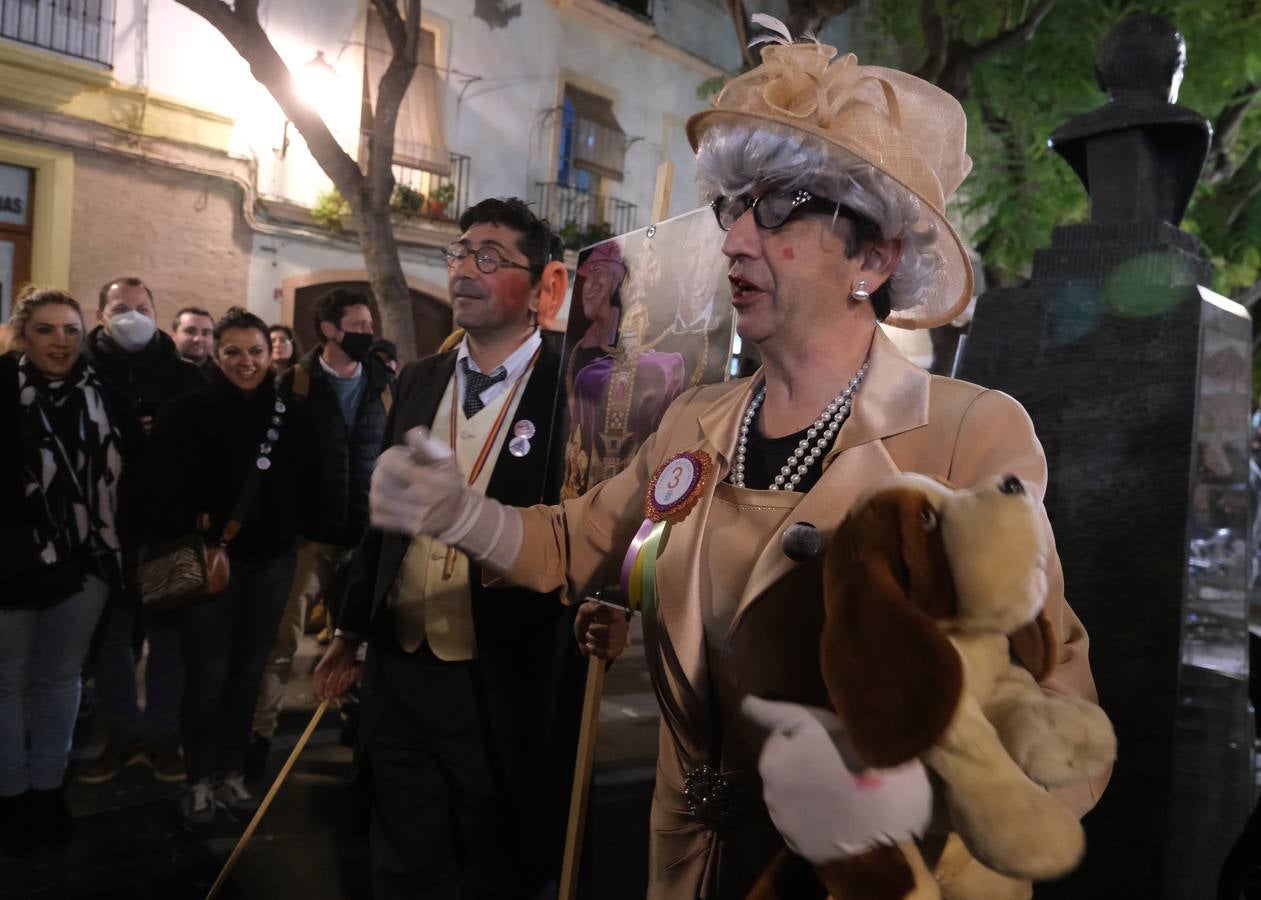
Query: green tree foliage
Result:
<box><xmin>852</xmin><ymin>0</ymin><xmax>1261</xmax><ymax>298</ymax></box>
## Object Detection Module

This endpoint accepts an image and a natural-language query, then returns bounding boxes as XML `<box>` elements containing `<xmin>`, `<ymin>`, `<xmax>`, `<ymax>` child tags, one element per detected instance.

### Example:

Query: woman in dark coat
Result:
<box><xmin>0</xmin><ymin>287</ymin><xmax>132</xmax><ymax>855</ymax></box>
<box><xmin>143</xmin><ymin>307</ymin><xmax>316</xmax><ymax>826</ymax></box>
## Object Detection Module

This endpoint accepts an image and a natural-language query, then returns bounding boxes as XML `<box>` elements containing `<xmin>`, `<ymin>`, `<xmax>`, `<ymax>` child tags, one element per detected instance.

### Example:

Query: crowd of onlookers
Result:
<box><xmin>0</xmin><ymin>277</ymin><xmax>399</xmax><ymax>853</ymax></box>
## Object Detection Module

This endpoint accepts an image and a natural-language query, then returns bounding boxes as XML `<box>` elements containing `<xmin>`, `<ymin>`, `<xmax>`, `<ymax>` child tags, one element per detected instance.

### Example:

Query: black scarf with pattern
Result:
<box><xmin>18</xmin><ymin>355</ymin><xmax>124</xmax><ymax>584</ymax></box>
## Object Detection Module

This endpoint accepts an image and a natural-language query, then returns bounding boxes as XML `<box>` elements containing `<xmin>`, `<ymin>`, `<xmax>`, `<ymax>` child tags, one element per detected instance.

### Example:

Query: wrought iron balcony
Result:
<box><xmin>1</xmin><ymin>0</ymin><xmax>115</xmax><ymax>66</ymax></box>
<box><xmin>390</xmin><ymin>152</ymin><xmax>471</xmax><ymax>225</ymax></box>
<box><xmin>536</xmin><ymin>182</ymin><xmax>638</xmax><ymax>249</ymax></box>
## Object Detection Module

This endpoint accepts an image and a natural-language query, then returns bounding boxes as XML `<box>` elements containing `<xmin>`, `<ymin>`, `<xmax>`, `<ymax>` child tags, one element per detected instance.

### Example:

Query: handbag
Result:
<box><xmin>136</xmin><ymin>531</ymin><xmax>233</xmax><ymax>612</ymax></box>
<box><xmin>137</xmin><ymin>399</ymin><xmax>283</xmax><ymax>611</ymax></box>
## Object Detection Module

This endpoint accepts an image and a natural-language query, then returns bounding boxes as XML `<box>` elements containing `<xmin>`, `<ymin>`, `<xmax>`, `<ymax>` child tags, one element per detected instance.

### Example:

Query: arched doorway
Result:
<box><xmin>280</xmin><ymin>270</ymin><xmax>453</xmax><ymax>361</ymax></box>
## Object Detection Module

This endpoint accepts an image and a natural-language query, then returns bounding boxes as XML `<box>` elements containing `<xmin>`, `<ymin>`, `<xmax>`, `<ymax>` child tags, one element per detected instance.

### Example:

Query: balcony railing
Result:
<box><xmin>536</xmin><ymin>182</ymin><xmax>639</xmax><ymax>250</ymax></box>
<box><xmin>1</xmin><ymin>0</ymin><xmax>115</xmax><ymax>66</ymax></box>
<box><xmin>390</xmin><ymin>152</ymin><xmax>470</xmax><ymax>225</ymax></box>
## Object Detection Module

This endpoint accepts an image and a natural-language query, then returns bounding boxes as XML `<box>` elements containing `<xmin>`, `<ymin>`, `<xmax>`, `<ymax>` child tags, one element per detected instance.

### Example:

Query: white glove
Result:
<box><xmin>370</xmin><ymin>427</ymin><xmax>522</xmax><ymax>571</ymax></box>
<box><xmin>742</xmin><ymin>696</ymin><xmax>932</xmax><ymax>865</ymax></box>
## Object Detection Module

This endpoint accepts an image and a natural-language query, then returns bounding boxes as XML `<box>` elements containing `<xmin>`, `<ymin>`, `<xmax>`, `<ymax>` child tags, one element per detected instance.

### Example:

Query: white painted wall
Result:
<box><xmin>109</xmin><ymin>0</ymin><xmax>750</xmax><ymax>333</ymax></box>
<box><xmin>121</xmin><ymin>0</ymin><xmax>730</xmax><ymax>222</ymax></box>
<box><xmin>245</xmin><ymin>230</ymin><xmax>448</xmax><ymax>323</ymax></box>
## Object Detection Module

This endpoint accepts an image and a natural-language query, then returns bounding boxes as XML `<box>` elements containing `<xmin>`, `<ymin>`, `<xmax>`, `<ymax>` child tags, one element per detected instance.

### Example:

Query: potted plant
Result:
<box><xmin>390</xmin><ymin>184</ymin><xmax>425</xmax><ymax>217</ymax></box>
<box><xmin>427</xmin><ymin>183</ymin><xmax>456</xmax><ymax>219</ymax></box>
<box><xmin>311</xmin><ymin>189</ymin><xmax>351</xmax><ymax>232</ymax></box>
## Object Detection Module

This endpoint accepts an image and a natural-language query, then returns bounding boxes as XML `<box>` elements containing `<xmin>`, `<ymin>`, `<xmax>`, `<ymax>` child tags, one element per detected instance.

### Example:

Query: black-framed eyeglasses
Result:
<box><xmin>444</xmin><ymin>242</ymin><xmax>539</xmax><ymax>275</ymax></box>
<box><xmin>710</xmin><ymin>189</ymin><xmax>842</xmax><ymax>231</ymax></box>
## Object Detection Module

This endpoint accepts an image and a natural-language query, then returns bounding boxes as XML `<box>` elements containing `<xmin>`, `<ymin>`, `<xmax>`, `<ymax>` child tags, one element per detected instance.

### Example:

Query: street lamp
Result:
<box><xmin>280</xmin><ymin>50</ymin><xmax>341</xmax><ymax>158</ymax></box>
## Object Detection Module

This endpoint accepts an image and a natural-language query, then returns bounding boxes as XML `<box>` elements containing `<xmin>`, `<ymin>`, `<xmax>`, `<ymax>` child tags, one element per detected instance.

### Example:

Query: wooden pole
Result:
<box><xmin>557</xmin><ymin>160</ymin><xmax>674</xmax><ymax>900</ymax></box>
<box><xmin>650</xmin><ymin>161</ymin><xmax>674</xmax><ymax>227</ymax></box>
<box><xmin>205</xmin><ymin>699</ymin><xmax>330</xmax><ymax>900</ymax></box>
<box><xmin>557</xmin><ymin>659</ymin><xmax>607</xmax><ymax>900</ymax></box>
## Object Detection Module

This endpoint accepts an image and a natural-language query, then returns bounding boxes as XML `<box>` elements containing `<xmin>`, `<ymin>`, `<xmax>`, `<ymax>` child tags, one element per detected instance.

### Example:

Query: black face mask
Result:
<box><xmin>337</xmin><ymin>331</ymin><xmax>374</xmax><ymax>363</ymax></box>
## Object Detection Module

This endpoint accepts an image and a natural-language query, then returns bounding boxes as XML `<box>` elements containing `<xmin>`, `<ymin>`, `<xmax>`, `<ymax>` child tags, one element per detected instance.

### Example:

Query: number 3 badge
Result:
<box><xmin>622</xmin><ymin>450</ymin><xmax>715</xmax><ymax>617</ymax></box>
<box><xmin>645</xmin><ymin>450</ymin><xmax>714</xmax><ymax>523</ymax></box>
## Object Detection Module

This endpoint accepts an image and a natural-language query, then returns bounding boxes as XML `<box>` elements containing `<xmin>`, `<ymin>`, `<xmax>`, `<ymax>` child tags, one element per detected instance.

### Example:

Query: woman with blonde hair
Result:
<box><xmin>0</xmin><ymin>286</ymin><xmax>133</xmax><ymax>855</ymax></box>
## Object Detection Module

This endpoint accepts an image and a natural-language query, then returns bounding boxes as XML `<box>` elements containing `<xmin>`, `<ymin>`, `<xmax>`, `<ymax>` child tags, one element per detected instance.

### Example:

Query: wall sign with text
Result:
<box><xmin>0</xmin><ymin>164</ymin><xmax>32</xmax><ymax>227</ymax></box>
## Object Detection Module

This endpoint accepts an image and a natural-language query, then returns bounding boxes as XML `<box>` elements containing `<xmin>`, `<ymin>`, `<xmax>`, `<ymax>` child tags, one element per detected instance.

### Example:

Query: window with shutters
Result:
<box><xmin>360</xmin><ymin>8</ymin><xmax>467</xmax><ymax>222</ymax></box>
<box><xmin>541</xmin><ymin>84</ymin><xmax>637</xmax><ymax>246</ymax></box>
<box><xmin>557</xmin><ymin>84</ymin><xmax>626</xmax><ymax>188</ymax></box>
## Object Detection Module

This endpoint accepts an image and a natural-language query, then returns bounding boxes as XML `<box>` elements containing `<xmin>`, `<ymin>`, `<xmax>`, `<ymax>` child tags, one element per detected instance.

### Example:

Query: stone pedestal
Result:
<box><xmin>959</xmin><ymin>221</ymin><xmax>1253</xmax><ymax>897</ymax></box>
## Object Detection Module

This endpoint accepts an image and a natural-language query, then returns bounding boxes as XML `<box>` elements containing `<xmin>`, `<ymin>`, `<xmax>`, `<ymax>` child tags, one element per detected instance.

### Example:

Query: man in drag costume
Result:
<box><xmin>368</xmin><ymin>29</ymin><xmax>1110</xmax><ymax>900</ymax></box>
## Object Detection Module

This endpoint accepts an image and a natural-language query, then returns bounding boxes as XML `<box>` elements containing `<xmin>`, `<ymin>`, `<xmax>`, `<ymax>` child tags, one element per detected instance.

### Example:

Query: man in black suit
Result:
<box><xmin>315</xmin><ymin>198</ymin><xmax>626</xmax><ymax>900</ymax></box>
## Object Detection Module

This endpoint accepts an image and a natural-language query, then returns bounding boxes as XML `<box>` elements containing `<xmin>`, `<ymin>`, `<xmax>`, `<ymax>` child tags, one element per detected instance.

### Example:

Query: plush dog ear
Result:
<box><xmin>1009</xmin><ymin>607</ymin><xmax>1058</xmax><ymax>682</ymax></box>
<box><xmin>821</xmin><ymin>493</ymin><xmax>963</xmax><ymax>768</ymax></box>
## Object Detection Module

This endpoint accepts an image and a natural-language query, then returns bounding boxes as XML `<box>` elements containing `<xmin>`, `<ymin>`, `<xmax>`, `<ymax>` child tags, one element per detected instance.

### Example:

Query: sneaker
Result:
<box><xmin>216</xmin><ymin>772</ymin><xmax>259</xmax><ymax>814</ymax></box>
<box><xmin>147</xmin><ymin>736</ymin><xmax>186</xmax><ymax>783</ymax></box>
<box><xmin>242</xmin><ymin>734</ymin><xmax>270</xmax><ymax>783</ymax></box>
<box><xmin>181</xmin><ymin>780</ymin><xmax>216</xmax><ymax>826</ymax></box>
<box><xmin>77</xmin><ymin>737</ymin><xmax>145</xmax><ymax>784</ymax></box>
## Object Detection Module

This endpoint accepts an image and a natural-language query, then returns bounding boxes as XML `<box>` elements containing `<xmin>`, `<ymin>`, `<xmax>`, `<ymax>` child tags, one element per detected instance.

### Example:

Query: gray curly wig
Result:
<box><xmin>695</xmin><ymin>122</ymin><xmax>945</xmax><ymax>317</ymax></box>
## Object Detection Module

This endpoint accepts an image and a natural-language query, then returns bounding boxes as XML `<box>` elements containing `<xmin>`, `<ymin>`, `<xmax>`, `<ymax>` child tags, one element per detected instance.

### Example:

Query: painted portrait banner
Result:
<box><xmin>558</xmin><ymin>207</ymin><xmax>735</xmax><ymax>499</ymax></box>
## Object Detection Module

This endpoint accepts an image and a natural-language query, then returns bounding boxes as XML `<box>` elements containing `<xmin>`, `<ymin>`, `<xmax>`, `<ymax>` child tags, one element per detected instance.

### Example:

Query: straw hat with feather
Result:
<box><xmin>686</xmin><ymin>18</ymin><xmax>975</xmax><ymax>330</ymax></box>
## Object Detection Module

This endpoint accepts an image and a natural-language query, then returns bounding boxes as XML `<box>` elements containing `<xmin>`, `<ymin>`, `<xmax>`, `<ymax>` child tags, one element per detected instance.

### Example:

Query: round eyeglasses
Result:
<box><xmin>444</xmin><ymin>243</ymin><xmax>538</xmax><ymax>275</ymax></box>
<box><xmin>710</xmin><ymin>189</ymin><xmax>842</xmax><ymax>231</ymax></box>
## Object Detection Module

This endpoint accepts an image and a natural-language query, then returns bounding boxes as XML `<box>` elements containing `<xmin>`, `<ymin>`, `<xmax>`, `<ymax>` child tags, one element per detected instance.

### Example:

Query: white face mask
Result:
<box><xmin>108</xmin><ymin>310</ymin><xmax>157</xmax><ymax>351</ymax></box>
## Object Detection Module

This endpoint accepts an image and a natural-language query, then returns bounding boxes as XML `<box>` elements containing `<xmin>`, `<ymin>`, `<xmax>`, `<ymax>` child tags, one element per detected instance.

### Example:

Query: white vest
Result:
<box><xmin>388</xmin><ymin>370</ymin><xmax>530</xmax><ymax>659</ymax></box>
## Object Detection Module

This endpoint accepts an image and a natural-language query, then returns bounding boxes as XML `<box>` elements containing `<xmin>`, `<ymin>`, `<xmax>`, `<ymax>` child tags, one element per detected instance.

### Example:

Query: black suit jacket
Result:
<box><xmin>340</xmin><ymin>331</ymin><xmax>583</xmax><ymax>882</ymax></box>
<box><xmin>339</xmin><ymin>330</ymin><xmax>568</xmax><ymax>640</ymax></box>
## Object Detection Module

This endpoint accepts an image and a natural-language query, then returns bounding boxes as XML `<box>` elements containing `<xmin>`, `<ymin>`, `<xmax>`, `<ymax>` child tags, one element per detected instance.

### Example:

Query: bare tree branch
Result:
<box><xmin>366</xmin><ymin>0</ymin><xmax>419</xmax><ymax>213</ymax></box>
<box><xmin>1226</xmin><ymin>177</ymin><xmax>1261</xmax><ymax>231</ymax></box>
<box><xmin>1238</xmin><ymin>275</ymin><xmax>1261</xmax><ymax>310</ymax></box>
<box><xmin>372</xmin><ymin>0</ymin><xmax>410</xmax><ymax>59</ymax></box>
<box><xmin>915</xmin><ymin>0</ymin><xmax>947</xmax><ymax>83</ymax></box>
<box><xmin>918</xmin><ymin>0</ymin><xmax>1059</xmax><ymax>99</ymax></box>
<box><xmin>968</xmin><ymin>0</ymin><xmax>1057</xmax><ymax>65</ymax></box>
<box><xmin>175</xmin><ymin>0</ymin><xmax>421</xmax><ymax>360</ymax></box>
<box><xmin>175</xmin><ymin>0</ymin><xmax>362</xmax><ymax>193</ymax></box>
<box><xmin>1203</xmin><ymin>80</ymin><xmax>1261</xmax><ymax>186</ymax></box>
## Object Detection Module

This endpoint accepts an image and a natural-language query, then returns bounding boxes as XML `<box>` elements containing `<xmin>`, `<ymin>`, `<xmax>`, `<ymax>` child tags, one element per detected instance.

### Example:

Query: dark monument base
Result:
<box><xmin>959</xmin><ymin>222</ymin><xmax>1253</xmax><ymax>898</ymax></box>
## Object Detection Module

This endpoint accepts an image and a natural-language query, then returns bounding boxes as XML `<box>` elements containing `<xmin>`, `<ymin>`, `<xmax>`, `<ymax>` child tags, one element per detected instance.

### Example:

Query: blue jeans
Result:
<box><xmin>179</xmin><ymin>550</ymin><xmax>296</xmax><ymax>782</ymax></box>
<box><xmin>0</xmin><ymin>575</ymin><xmax>109</xmax><ymax>796</ymax></box>
<box><xmin>93</xmin><ymin>597</ymin><xmax>185</xmax><ymax>742</ymax></box>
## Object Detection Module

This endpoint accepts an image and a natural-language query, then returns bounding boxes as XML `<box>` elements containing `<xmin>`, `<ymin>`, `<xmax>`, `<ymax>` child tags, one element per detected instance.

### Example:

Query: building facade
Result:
<box><xmin>0</xmin><ymin>0</ymin><xmax>751</xmax><ymax>353</ymax></box>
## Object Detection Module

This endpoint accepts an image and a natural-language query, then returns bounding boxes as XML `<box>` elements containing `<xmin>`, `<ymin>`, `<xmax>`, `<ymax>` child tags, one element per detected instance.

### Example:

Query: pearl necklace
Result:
<box><xmin>731</xmin><ymin>361</ymin><xmax>869</xmax><ymax>490</ymax></box>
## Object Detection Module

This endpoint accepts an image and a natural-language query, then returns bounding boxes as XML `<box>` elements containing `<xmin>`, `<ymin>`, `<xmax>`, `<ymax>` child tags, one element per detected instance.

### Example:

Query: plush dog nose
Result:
<box><xmin>998</xmin><ymin>475</ymin><xmax>1025</xmax><ymax>496</ymax></box>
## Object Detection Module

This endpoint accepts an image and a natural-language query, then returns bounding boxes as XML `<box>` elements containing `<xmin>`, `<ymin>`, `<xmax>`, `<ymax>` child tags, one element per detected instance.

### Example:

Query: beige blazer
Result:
<box><xmin>500</xmin><ymin>328</ymin><xmax>1107</xmax><ymax>899</ymax></box>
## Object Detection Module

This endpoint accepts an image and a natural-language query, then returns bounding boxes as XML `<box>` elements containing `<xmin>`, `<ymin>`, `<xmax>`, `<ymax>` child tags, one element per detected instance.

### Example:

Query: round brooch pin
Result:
<box><xmin>645</xmin><ymin>450</ymin><xmax>713</xmax><ymax>523</ymax></box>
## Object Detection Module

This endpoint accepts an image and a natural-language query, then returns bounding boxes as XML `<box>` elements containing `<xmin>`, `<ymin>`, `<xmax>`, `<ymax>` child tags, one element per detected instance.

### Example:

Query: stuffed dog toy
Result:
<box><xmin>747</xmin><ymin>472</ymin><xmax>1116</xmax><ymax>900</ymax></box>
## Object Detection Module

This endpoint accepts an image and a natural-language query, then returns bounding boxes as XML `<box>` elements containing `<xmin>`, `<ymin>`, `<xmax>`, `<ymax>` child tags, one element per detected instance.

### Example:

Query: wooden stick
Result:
<box><xmin>651</xmin><ymin>160</ymin><xmax>674</xmax><ymax>226</ymax></box>
<box><xmin>205</xmin><ymin>699</ymin><xmax>330</xmax><ymax>900</ymax></box>
<box><xmin>558</xmin><ymin>659</ymin><xmax>607</xmax><ymax>900</ymax></box>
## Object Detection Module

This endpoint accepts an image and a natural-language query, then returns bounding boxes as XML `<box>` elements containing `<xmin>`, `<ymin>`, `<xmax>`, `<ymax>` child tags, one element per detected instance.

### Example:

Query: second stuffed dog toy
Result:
<box><xmin>746</xmin><ymin>473</ymin><xmax>1116</xmax><ymax>900</ymax></box>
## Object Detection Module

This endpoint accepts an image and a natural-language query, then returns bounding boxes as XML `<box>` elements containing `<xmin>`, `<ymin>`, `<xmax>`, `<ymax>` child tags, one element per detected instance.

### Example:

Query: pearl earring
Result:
<box><xmin>850</xmin><ymin>280</ymin><xmax>870</xmax><ymax>301</ymax></box>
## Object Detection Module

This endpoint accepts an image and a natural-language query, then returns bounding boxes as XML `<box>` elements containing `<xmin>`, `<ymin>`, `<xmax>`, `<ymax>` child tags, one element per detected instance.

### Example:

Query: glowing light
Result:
<box><xmin>297</xmin><ymin>50</ymin><xmax>340</xmax><ymax>113</ymax></box>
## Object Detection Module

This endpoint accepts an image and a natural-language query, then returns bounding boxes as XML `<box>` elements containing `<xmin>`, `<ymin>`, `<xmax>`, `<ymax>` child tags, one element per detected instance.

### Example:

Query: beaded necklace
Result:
<box><xmin>731</xmin><ymin>361</ymin><xmax>869</xmax><ymax>490</ymax></box>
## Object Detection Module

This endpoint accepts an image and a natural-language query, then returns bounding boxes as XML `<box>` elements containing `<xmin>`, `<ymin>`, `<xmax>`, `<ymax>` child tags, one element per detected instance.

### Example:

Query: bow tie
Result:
<box><xmin>461</xmin><ymin>358</ymin><xmax>507</xmax><ymax>418</ymax></box>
